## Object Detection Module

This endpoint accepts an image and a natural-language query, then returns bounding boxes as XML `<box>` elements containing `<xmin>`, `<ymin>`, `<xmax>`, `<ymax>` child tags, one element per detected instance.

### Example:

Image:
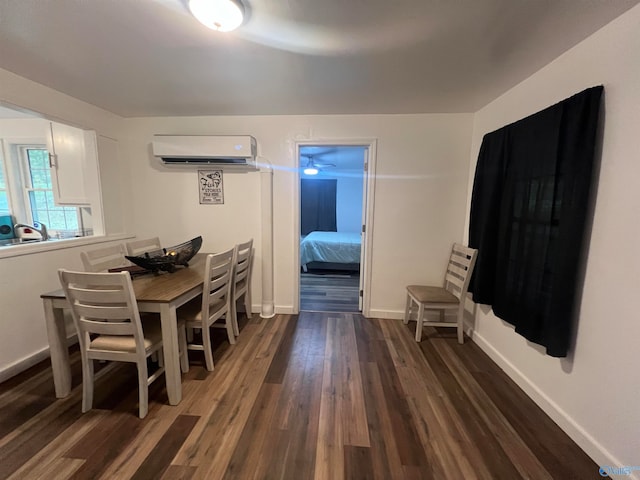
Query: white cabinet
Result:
<box><xmin>47</xmin><ymin>121</ymin><xmax>91</xmax><ymax>205</ymax></box>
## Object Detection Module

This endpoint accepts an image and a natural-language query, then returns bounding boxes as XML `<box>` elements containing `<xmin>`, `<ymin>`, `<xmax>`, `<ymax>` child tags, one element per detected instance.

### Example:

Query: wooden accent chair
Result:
<box><xmin>403</xmin><ymin>244</ymin><xmax>478</xmax><ymax>344</ymax></box>
<box><xmin>58</xmin><ymin>269</ymin><xmax>188</xmax><ymax>418</ymax></box>
<box><xmin>177</xmin><ymin>247</ymin><xmax>236</xmax><ymax>371</ymax></box>
<box><xmin>80</xmin><ymin>243</ymin><xmax>129</xmax><ymax>272</ymax></box>
<box><xmin>229</xmin><ymin>239</ymin><xmax>254</xmax><ymax>336</ymax></box>
<box><xmin>125</xmin><ymin>237</ymin><xmax>162</xmax><ymax>256</ymax></box>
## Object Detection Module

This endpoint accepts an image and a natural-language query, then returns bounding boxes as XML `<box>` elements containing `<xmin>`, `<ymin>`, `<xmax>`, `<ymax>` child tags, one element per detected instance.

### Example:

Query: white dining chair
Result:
<box><xmin>80</xmin><ymin>243</ymin><xmax>129</xmax><ymax>272</ymax></box>
<box><xmin>177</xmin><ymin>247</ymin><xmax>235</xmax><ymax>371</ymax></box>
<box><xmin>229</xmin><ymin>238</ymin><xmax>253</xmax><ymax>336</ymax></box>
<box><xmin>58</xmin><ymin>269</ymin><xmax>188</xmax><ymax>418</ymax></box>
<box><xmin>403</xmin><ymin>243</ymin><xmax>478</xmax><ymax>344</ymax></box>
<box><xmin>125</xmin><ymin>237</ymin><xmax>162</xmax><ymax>256</ymax></box>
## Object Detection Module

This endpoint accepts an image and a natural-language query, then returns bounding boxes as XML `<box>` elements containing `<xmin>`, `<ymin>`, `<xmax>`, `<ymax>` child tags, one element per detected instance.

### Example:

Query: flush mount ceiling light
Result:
<box><xmin>188</xmin><ymin>0</ymin><xmax>244</xmax><ymax>32</ymax></box>
<box><xmin>303</xmin><ymin>160</ymin><xmax>319</xmax><ymax>175</ymax></box>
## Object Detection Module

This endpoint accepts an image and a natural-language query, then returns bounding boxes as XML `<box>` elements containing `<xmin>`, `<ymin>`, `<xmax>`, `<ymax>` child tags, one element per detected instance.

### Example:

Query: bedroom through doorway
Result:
<box><xmin>298</xmin><ymin>144</ymin><xmax>368</xmax><ymax>313</ymax></box>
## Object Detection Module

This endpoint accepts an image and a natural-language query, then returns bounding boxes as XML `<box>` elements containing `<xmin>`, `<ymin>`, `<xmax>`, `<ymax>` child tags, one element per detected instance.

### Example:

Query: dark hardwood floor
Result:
<box><xmin>0</xmin><ymin>313</ymin><xmax>599</xmax><ymax>479</ymax></box>
<box><xmin>300</xmin><ymin>272</ymin><xmax>359</xmax><ymax>312</ymax></box>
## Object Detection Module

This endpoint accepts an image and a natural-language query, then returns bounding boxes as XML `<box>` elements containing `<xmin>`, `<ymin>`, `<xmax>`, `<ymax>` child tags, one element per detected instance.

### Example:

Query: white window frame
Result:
<box><xmin>0</xmin><ymin>139</ymin><xmax>84</xmax><ymax>234</ymax></box>
<box><xmin>0</xmin><ymin>144</ymin><xmax>10</xmax><ymax>216</ymax></box>
<box><xmin>17</xmin><ymin>145</ymin><xmax>82</xmax><ymax>232</ymax></box>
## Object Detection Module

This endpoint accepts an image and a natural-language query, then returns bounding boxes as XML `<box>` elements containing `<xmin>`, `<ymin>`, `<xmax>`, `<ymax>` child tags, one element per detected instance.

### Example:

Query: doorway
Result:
<box><xmin>295</xmin><ymin>141</ymin><xmax>375</xmax><ymax>314</ymax></box>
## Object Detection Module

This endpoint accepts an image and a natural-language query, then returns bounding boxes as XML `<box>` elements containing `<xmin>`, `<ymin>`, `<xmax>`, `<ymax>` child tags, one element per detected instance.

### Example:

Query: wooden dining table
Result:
<box><xmin>41</xmin><ymin>253</ymin><xmax>209</xmax><ymax>405</ymax></box>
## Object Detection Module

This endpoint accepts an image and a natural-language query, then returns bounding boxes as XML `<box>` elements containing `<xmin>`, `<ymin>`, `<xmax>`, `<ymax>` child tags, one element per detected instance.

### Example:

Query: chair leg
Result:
<box><xmin>137</xmin><ymin>360</ymin><xmax>149</xmax><ymax>419</ymax></box>
<box><xmin>225</xmin><ymin>314</ymin><xmax>236</xmax><ymax>345</ymax></box>
<box><xmin>230</xmin><ymin>298</ymin><xmax>239</xmax><ymax>337</ymax></box>
<box><xmin>244</xmin><ymin>289</ymin><xmax>252</xmax><ymax>319</ymax></box>
<box><xmin>178</xmin><ymin>326</ymin><xmax>189</xmax><ymax>373</ymax></box>
<box><xmin>403</xmin><ymin>294</ymin><xmax>412</xmax><ymax>324</ymax></box>
<box><xmin>81</xmin><ymin>355</ymin><xmax>94</xmax><ymax>413</ymax></box>
<box><xmin>415</xmin><ymin>303</ymin><xmax>425</xmax><ymax>342</ymax></box>
<box><xmin>202</xmin><ymin>325</ymin><xmax>215</xmax><ymax>372</ymax></box>
<box><xmin>457</xmin><ymin>304</ymin><xmax>465</xmax><ymax>344</ymax></box>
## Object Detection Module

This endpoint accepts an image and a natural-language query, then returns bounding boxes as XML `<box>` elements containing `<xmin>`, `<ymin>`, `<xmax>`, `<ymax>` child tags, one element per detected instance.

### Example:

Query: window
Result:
<box><xmin>0</xmin><ymin>157</ymin><xmax>9</xmax><ymax>215</ymax></box>
<box><xmin>21</xmin><ymin>147</ymin><xmax>80</xmax><ymax>233</ymax></box>
<box><xmin>0</xmin><ymin>110</ymin><xmax>103</xmax><ymax>241</ymax></box>
<box><xmin>468</xmin><ymin>86</ymin><xmax>603</xmax><ymax>358</ymax></box>
<box><xmin>0</xmin><ymin>142</ymin><xmax>84</xmax><ymax>238</ymax></box>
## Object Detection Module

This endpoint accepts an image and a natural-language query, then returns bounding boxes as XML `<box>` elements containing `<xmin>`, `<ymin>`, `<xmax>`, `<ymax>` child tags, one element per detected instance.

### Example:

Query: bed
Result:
<box><xmin>300</xmin><ymin>231</ymin><xmax>361</xmax><ymax>272</ymax></box>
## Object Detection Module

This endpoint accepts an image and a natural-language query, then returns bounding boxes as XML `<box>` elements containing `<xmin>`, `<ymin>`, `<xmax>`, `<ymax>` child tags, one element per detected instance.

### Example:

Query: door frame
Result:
<box><xmin>293</xmin><ymin>138</ymin><xmax>377</xmax><ymax>316</ymax></box>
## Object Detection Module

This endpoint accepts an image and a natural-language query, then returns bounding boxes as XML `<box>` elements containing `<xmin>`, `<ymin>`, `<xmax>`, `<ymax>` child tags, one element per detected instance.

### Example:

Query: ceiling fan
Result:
<box><xmin>301</xmin><ymin>150</ymin><xmax>336</xmax><ymax>175</ymax></box>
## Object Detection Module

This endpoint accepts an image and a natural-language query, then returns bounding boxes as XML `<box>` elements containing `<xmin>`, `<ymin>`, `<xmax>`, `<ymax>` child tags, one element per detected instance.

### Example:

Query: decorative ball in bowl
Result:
<box><xmin>125</xmin><ymin>236</ymin><xmax>202</xmax><ymax>273</ymax></box>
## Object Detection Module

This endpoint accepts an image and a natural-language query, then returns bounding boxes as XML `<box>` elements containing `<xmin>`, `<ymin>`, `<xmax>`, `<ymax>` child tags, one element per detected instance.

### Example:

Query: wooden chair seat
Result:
<box><xmin>406</xmin><ymin>285</ymin><xmax>459</xmax><ymax>304</ymax></box>
<box><xmin>90</xmin><ymin>320</ymin><xmax>163</xmax><ymax>352</ymax></box>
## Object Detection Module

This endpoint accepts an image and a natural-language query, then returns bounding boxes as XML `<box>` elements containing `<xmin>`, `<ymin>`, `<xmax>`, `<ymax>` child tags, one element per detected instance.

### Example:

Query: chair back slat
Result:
<box><xmin>78</xmin><ymin>318</ymin><xmax>136</xmax><ymax>336</ymax></box>
<box><xmin>202</xmin><ymin>248</ymin><xmax>235</xmax><ymax>318</ymax></box>
<box><xmin>80</xmin><ymin>244</ymin><xmax>128</xmax><ymax>272</ymax></box>
<box><xmin>207</xmin><ymin>272</ymin><xmax>232</xmax><ymax>300</ymax></box>
<box><xmin>66</xmin><ymin>286</ymin><xmax>128</xmax><ymax>304</ymax></box>
<box><xmin>233</xmin><ymin>239</ymin><xmax>253</xmax><ymax>296</ymax></box>
<box><xmin>59</xmin><ymin>270</ymin><xmax>144</xmax><ymax>344</ymax></box>
<box><xmin>444</xmin><ymin>243</ymin><xmax>478</xmax><ymax>300</ymax></box>
<box><xmin>126</xmin><ymin>237</ymin><xmax>162</xmax><ymax>256</ymax></box>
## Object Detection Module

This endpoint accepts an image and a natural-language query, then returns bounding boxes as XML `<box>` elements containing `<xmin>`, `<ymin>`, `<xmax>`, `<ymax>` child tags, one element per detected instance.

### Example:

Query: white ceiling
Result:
<box><xmin>0</xmin><ymin>0</ymin><xmax>637</xmax><ymax>117</ymax></box>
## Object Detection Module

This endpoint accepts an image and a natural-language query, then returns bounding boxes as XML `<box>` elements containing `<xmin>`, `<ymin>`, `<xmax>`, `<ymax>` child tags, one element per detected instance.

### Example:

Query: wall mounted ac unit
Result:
<box><xmin>152</xmin><ymin>135</ymin><xmax>257</xmax><ymax>167</ymax></box>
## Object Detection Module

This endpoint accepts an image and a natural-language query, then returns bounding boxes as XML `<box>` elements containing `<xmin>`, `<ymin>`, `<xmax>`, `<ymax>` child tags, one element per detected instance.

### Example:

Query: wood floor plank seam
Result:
<box><xmin>369</xmin><ymin>334</ymin><xmax>430</xmax><ymax>469</ymax></box>
<box><xmin>171</xmin><ymin>316</ymin><xmax>289</xmax><ymax>478</ymax></box>
<box><xmin>5</xmin><ymin>410</ymin><xmax>105</xmax><ymax>480</ymax></box>
<box><xmin>415</xmin><ymin>331</ymin><xmax>526</xmax><ymax>478</ymax></box>
<box><xmin>193</xmin><ymin>317</ymin><xmax>291</xmax><ymax>480</ymax></box>
<box><xmin>338</xmin><ymin>314</ymin><xmax>370</xmax><ymax>448</ymax></box>
<box><xmin>384</xmin><ymin>321</ymin><xmax>494</xmax><ymax>479</ymax></box>
<box><xmin>314</xmin><ymin>316</ymin><xmax>346</xmax><ymax>480</ymax></box>
<box><xmin>431</xmin><ymin>338</ymin><xmax>554</xmax><ymax>480</ymax></box>
<box><xmin>0</xmin><ymin>313</ymin><xmax>600</xmax><ymax>480</ymax></box>
<box><xmin>130</xmin><ymin>414</ymin><xmax>200</xmax><ymax>480</ymax></box>
<box><xmin>360</xmin><ymin>361</ymin><xmax>410</xmax><ymax>479</ymax></box>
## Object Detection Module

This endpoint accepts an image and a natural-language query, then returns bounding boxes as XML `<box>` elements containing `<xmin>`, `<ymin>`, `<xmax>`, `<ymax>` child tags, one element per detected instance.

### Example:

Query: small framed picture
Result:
<box><xmin>198</xmin><ymin>170</ymin><xmax>224</xmax><ymax>205</ymax></box>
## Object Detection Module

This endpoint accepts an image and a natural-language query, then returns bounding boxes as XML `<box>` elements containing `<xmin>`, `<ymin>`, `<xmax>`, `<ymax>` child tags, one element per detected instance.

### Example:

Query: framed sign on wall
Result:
<box><xmin>198</xmin><ymin>170</ymin><xmax>224</xmax><ymax>205</ymax></box>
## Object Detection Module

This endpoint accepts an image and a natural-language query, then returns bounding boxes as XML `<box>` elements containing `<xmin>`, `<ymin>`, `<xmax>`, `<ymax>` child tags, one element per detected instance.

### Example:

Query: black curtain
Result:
<box><xmin>469</xmin><ymin>86</ymin><xmax>603</xmax><ymax>357</ymax></box>
<box><xmin>301</xmin><ymin>179</ymin><xmax>337</xmax><ymax>235</ymax></box>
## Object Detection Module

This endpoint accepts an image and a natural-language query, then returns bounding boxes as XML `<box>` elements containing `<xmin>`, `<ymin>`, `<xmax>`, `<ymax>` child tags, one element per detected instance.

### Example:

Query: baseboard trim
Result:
<box><xmin>0</xmin><ymin>347</ymin><xmax>51</xmax><ymax>384</ymax></box>
<box><xmin>275</xmin><ymin>306</ymin><xmax>296</xmax><ymax>315</ymax></box>
<box><xmin>0</xmin><ymin>334</ymin><xmax>78</xmax><ymax>384</ymax></box>
<box><xmin>470</xmin><ymin>329</ymin><xmax>633</xmax><ymax>478</ymax></box>
<box><xmin>367</xmin><ymin>309</ymin><xmax>403</xmax><ymax>319</ymax></box>
<box><xmin>367</xmin><ymin>309</ymin><xmax>459</xmax><ymax>322</ymax></box>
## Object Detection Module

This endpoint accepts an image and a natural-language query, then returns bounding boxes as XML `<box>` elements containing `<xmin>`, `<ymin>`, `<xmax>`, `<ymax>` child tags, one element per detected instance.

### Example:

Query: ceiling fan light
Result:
<box><xmin>303</xmin><ymin>166</ymin><xmax>319</xmax><ymax>175</ymax></box>
<box><xmin>188</xmin><ymin>0</ymin><xmax>244</xmax><ymax>32</ymax></box>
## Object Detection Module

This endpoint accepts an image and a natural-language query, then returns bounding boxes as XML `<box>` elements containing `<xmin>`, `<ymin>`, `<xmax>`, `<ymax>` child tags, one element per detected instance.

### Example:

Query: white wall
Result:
<box><xmin>0</xmin><ymin>117</ymin><xmax>49</xmax><ymax>138</ymax></box>
<box><xmin>464</xmin><ymin>5</ymin><xmax>640</xmax><ymax>473</ymax></box>
<box><xmin>0</xmin><ymin>68</ymin><xmax>129</xmax><ymax>378</ymax></box>
<box><xmin>335</xmin><ymin>174</ymin><xmax>363</xmax><ymax>233</ymax></box>
<box><xmin>121</xmin><ymin>114</ymin><xmax>473</xmax><ymax>316</ymax></box>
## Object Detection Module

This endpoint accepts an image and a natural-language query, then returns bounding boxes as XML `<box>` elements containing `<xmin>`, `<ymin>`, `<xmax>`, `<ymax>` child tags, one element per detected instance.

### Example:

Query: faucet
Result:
<box><xmin>14</xmin><ymin>221</ymin><xmax>49</xmax><ymax>240</ymax></box>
